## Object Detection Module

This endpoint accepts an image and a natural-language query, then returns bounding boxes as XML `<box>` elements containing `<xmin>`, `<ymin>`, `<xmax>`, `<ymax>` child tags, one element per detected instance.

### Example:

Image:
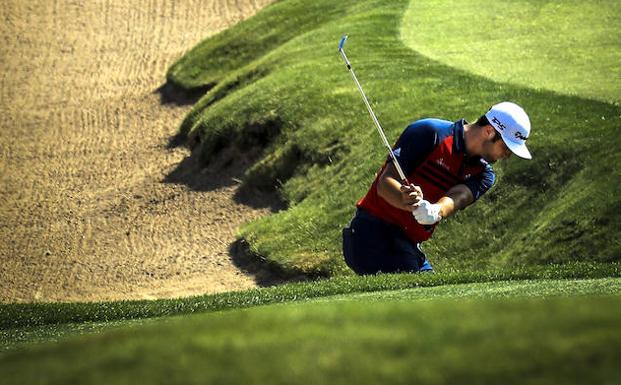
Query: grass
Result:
<box><xmin>402</xmin><ymin>0</ymin><xmax>621</xmax><ymax>104</ymax></box>
<box><xmin>2</xmin><ymin>262</ymin><xmax>618</xmax><ymax>331</ymax></box>
<box><xmin>2</xmin><ymin>291</ymin><xmax>620</xmax><ymax>384</ymax></box>
<box><xmin>166</xmin><ymin>0</ymin><xmax>621</xmax><ymax>276</ymax></box>
<box><xmin>2</xmin><ymin>263</ymin><xmax>619</xmax><ymax>351</ymax></box>
<box><xmin>334</xmin><ymin>276</ymin><xmax>621</xmax><ymax>302</ymax></box>
<box><xmin>4</xmin><ymin>2</ymin><xmax>620</xmax><ymax>383</ymax></box>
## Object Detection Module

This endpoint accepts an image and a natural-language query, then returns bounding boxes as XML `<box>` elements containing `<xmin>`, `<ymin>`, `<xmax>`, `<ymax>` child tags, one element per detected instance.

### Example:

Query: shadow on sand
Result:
<box><xmin>160</xmin><ymin>81</ymin><xmax>297</xmax><ymax>286</ymax></box>
<box><xmin>162</xmin><ymin>129</ymin><xmax>297</xmax><ymax>286</ymax></box>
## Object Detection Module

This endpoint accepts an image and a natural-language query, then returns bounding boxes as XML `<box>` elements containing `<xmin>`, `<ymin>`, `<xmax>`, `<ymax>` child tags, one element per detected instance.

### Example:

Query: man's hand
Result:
<box><xmin>377</xmin><ymin>162</ymin><xmax>425</xmax><ymax>212</ymax></box>
<box><xmin>399</xmin><ymin>183</ymin><xmax>423</xmax><ymax>209</ymax></box>
<box><xmin>412</xmin><ymin>200</ymin><xmax>442</xmax><ymax>225</ymax></box>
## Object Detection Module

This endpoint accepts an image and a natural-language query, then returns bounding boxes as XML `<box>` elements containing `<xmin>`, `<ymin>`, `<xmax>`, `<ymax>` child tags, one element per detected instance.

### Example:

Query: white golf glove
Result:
<box><xmin>412</xmin><ymin>200</ymin><xmax>442</xmax><ymax>225</ymax></box>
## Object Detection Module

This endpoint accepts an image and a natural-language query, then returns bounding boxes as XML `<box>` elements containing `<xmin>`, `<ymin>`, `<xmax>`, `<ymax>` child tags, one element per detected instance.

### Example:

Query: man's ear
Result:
<box><xmin>485</xmin><ymin>124</ymin><xmax>495</xmax><ymax>139</ymax></box>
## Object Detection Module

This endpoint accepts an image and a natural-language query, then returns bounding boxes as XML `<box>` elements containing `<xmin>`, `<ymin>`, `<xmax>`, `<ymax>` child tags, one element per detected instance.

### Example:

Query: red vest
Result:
<box><xmin>357</xmin><ymin>135</ymin><xmax>485</xmax><ymax>243</ymax></box>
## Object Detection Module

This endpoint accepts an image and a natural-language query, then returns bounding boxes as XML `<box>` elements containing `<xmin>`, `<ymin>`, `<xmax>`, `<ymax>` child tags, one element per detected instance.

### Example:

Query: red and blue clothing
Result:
<box><xmin>343</xmin><ymin>118</ymin><xmax>495</xmax><ymax>274</ymax></box>
<box><xmin>359</xmin><ymin>118</ymin><xmax>494</xmax><ymax>243</ymax></box>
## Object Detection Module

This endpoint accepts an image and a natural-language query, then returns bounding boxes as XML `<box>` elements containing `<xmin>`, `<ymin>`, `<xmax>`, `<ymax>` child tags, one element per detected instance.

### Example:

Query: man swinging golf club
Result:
<box><xmin>339</xmin><ymin>36</ymin><xmax>533</xmax><ymax>274</ymax></box>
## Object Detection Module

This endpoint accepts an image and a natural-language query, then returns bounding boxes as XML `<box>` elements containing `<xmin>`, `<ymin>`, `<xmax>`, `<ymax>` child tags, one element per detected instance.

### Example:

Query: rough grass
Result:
<box><xmin>2</xmin><ymin>292</ymin><xmax>620</xmax><ymax>385</ymax></box>
<box><xmin>167</xmin><ymin>0</ymin><xmax>621</xmax><ymax>277</ymax></box>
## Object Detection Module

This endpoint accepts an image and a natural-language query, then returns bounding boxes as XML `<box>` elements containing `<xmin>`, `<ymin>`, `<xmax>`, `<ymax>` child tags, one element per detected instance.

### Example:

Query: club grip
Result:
<box><xmin>404</xmin><ymin>178</ymin><xmax>433</xmax><ymax>232</ymax></box>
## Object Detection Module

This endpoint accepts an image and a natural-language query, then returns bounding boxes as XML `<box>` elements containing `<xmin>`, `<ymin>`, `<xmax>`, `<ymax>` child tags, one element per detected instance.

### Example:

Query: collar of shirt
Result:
<box><xmin>453</xmin><ymin>119</ymin><xmax>467</xmax><ymax>153</ymax></box>
<box><xmin>454</xmin><ymin>118</ymin><xmax>487</xmax><ymax>166</ymax></box>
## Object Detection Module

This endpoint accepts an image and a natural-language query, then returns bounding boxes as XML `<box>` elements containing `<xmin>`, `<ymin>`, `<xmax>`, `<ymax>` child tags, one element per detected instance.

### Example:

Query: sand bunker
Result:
<box><xmin>0</xmin><ymin>0</ymin><xmax>275</xmax><ymax>303</ymax></box>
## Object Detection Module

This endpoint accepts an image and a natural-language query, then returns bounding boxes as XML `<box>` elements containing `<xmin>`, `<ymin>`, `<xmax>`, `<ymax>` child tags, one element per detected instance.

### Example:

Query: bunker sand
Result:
<box><xmin>0</xmin><ymin>0</ymin><xmax>274</xmax><ymax>303</ymax></box>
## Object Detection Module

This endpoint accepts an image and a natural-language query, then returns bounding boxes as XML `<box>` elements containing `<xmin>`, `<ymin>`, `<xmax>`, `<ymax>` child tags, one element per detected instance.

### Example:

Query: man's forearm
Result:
<box><xmin>377</xmin><ymin>164</ymin><xmax>474</xmax><ymax>218</ymax></box>
<box><xmin>436</xmin><ymin>196</ymin><xmax>456</xmax><ymax>218</ymax></box>
<box><xmin>437</xmin><ymin>185</ymin><xmax>474</xmax><ymax>218</ymax></box>
<box><xmin>377</xmin><ymin>163</ymin><xmax>422</xmax><ymax>211</ymax></box>
<box><xmin>377</xmin><ymin>176</ymin><xmax>410</xmax><ymax>211</ymax></box>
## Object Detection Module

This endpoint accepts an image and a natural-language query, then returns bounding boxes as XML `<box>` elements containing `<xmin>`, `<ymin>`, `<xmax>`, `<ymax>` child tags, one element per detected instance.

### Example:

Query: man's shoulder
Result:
<box><xmin>403</xmin><ymin>118</ymin><xmax>454</xmax><ymax>144</ymax></box>
<box><xmin>407</xmin><ymin>118</ymin><xmax>454</xmax><ymax>134</ymax></box>
<box><xmin>407</xmin><ymin>117</ymin><xmax>452</xmax><ymax>129</ymax></box>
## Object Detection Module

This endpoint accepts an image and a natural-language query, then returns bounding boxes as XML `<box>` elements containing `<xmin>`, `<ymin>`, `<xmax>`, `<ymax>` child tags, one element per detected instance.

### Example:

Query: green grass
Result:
<box><xmin>0</xmin><ymin>318</ymin><xmax>158</xmax><ymax>353</ymax></box>
<box><xmin>2</xmin><ymin>292</ymin><xmax>620</xmax><ymax>384</ymax></box>
<box><xmin>402</xmin><ymin>0</ymin><xmax>621</xmax><ymax>104</ymax></box>
<box><xmin>2</xmin><ymin>263</ymin><xmax>619</xmax><ymax>350</ymax></box>
<box><xmin>333</xmin><ymin>276</ymin><xmax>621</xmax><ymax>302</ymax></box>
<box><xmin>2</xmin><ymin>262</ymin><xmax>617</xmax><ymax>330</ymax></box>
<box><xmin>4</xmin><ymin>3</ymin><xmax>619</xmax><ymax>383</ymax></box>
<box><xmin>166</xmin><ymin>0</ymin><xmax>621</xmax><ymax>276</ymax></box>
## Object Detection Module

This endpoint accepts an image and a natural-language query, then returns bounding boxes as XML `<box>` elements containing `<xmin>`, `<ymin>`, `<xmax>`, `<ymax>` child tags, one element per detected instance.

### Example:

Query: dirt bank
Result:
<box><xmin>0</xmin><ymin>0</ymin><xmax>275</xmax><ymax>303</ymax></box>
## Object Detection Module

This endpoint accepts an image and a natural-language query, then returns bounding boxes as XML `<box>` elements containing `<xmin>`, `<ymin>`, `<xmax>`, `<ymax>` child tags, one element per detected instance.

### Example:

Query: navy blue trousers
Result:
<box><xmin>342</xmin><ymin>208</ymin><xmax>433</xmax><ymax>275</ymax></box>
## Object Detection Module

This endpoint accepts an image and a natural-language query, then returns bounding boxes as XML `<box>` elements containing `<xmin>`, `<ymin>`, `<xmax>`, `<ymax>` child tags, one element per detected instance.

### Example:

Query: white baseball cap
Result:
<box><xmin>485</xmin><ymin>102</ymin><xmax>532</xmax><ymax>159</ymax></box>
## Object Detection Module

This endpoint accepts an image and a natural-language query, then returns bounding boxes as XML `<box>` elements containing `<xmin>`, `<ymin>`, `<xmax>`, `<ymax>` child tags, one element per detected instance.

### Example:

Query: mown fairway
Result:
<box><xmin>2</xmin><ymin>278</ymin><xmax>621</xmax><ymax>384</ymax></box>
<box><xmin>403</xmin><ymin>0</ymin><xmax>621</xmax><ymax>103</ymax></box>
<box><xmin>1</xmin><ymin>264</ymin><xmax>617</xmax><ymax>347</ymax></box>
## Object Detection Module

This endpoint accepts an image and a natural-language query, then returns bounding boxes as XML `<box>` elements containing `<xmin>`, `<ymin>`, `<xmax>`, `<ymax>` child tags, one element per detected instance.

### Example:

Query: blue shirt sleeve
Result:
<box><xmin>389</xmin><ymin>119</ymin><xmax>440</xmax><ymax>176</ymax></box>
<box><xmin>463</xmin><ymin>163</ymin><xmax>496</xmax><ymax>200</ymax></box>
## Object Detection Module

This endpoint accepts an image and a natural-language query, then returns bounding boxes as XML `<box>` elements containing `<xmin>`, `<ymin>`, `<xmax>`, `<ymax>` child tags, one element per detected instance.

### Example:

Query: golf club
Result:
<box><xmin>338</xmin><ymin>35</ymin><xmax>409</xmax><ymax>184</ymax></box>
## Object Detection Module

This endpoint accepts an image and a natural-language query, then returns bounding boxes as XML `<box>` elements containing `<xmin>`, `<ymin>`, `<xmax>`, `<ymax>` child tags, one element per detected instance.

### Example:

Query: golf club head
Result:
<box><xmin>338</xmin><ymin>35</ymin><xmax>348</xmax><ymax>51</ymax></box>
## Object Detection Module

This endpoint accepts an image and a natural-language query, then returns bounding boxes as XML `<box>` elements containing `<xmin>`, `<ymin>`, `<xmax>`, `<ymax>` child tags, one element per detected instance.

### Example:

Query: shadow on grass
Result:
<box><xmin>154</xmin><ymin>81</ymin><xmax>216</xmax><ymax>149</ymax></box>
<box><xmin>229</xmin><ymin>238</ymin><xmax>310</xmax><ymax>287</ymax></box>
<box><xmin>162</xmin><ymin>107</ymin><xmax>290</xmax><ymax>211</ymax></box>
<box><xmin>162</xmin><ymin>144</ymin><xmax>286</xmax><ymax>211</ymax></box>
<box><xmin>155</xmin><ymin>81</ymin><xmax>214</xmax><ymax>107</ymax></box>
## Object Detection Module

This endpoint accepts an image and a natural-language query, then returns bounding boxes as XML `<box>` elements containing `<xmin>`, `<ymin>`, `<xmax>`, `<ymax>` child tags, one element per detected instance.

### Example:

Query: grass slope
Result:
<box><xmin>2</xmin><ymin>293</ymin><xmax>621</xmax><ymax>384</ymax></box>
<box><xmin>402</xmin><ymin>0</ymin><xmax>621</xmax><ymax>104</ymax></box>
<box><xmin>167</xmin><ymin>0</ymin><xmax>621</xmax><ymax>276</ymax></box>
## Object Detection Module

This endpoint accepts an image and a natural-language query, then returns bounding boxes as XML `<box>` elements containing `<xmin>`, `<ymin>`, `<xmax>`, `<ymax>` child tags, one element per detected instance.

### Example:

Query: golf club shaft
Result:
<box><xmin>338</xmin><ymin>36</ymin><xmax>409</xmax><ymax>184</ymax></box>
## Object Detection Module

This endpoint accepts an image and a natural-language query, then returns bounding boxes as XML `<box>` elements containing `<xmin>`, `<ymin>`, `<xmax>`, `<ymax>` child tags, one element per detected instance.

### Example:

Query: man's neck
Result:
<box><xmin>463</xmin><ymin>123</ymin><xmax>477</xmax><ymax>158</ymax></box>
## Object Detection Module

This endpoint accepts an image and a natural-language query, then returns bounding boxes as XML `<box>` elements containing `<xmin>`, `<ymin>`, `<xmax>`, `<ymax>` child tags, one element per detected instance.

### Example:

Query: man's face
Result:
<box><xmin>481</xmin><ymin>127</ymin><xmax>513</xmax><ymax>164</ymax></box>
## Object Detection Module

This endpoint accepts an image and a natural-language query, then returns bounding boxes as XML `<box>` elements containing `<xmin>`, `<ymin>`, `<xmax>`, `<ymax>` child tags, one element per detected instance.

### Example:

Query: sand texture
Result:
<box><xmin>0</xmin><ymin>0</ymin><xmax>275</xmax><ymax>303</ymax></box>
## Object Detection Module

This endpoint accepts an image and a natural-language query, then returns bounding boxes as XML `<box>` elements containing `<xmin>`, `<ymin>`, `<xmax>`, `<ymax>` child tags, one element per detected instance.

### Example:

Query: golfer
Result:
<box><xmin>343</xmin><ymin>102</ymin><xmax>532</xmax><ymax>274</ymax></box>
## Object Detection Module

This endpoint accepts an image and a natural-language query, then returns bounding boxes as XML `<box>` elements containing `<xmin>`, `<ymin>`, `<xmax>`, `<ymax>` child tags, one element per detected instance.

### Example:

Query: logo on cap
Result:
<box><xmin>515</xmin><ymin>132</ymin><xmax>528</xmax><ymax>141</ymax></box>
<box><xmin>491</xmin><ymin>116</ymin><xmax>506</xmax><ymax>131</ymax></box>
